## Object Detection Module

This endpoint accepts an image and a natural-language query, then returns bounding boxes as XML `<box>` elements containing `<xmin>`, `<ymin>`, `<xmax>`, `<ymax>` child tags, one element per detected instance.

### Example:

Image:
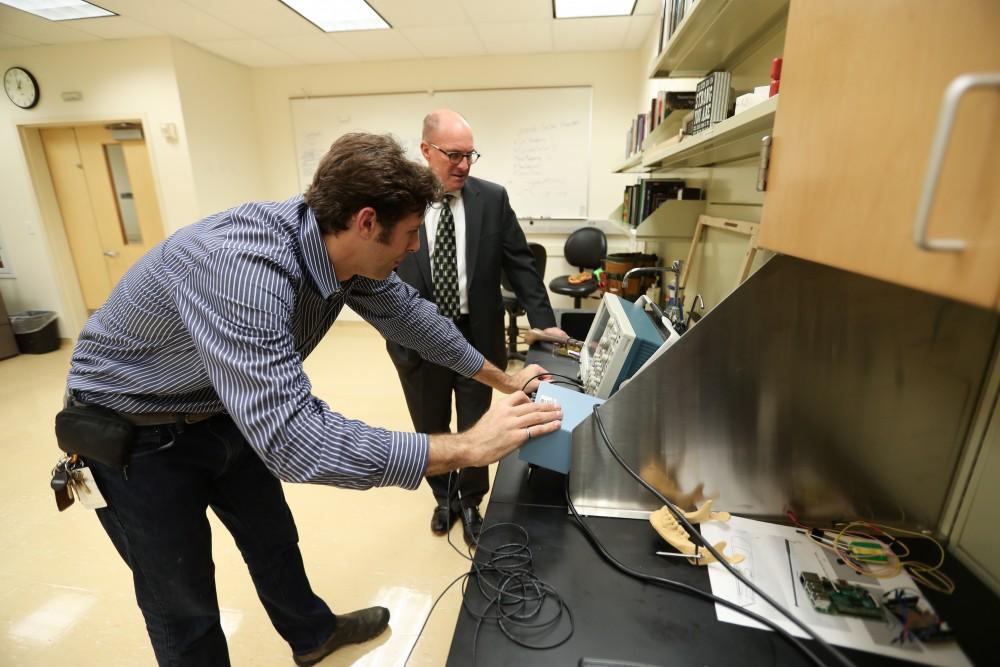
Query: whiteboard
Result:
<box><xmin>290</xmin><ymin>87</ymin><xmax>592</xmax><ymax>219</ymax></box>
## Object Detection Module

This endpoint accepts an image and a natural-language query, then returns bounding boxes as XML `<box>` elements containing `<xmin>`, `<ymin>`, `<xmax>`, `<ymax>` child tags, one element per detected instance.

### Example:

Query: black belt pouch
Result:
<box><xmin>54</xmin><ymin>404</ymin><xmax>135</xmax><ymax>469</ymax></box>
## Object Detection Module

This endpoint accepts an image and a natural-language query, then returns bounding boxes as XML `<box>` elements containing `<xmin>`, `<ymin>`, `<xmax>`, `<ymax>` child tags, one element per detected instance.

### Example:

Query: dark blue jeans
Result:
<box><xmin>86</xmin><ymin>415</ymin><xmax>337</xmax><ymax>666</ymax></box>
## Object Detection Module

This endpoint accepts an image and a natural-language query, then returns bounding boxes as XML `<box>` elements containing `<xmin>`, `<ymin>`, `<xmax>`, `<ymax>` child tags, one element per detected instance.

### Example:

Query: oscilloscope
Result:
<box><xmin>579</xmin><ymin>293</ymin><xmax>667</xmax><ymax>398</ymax></box>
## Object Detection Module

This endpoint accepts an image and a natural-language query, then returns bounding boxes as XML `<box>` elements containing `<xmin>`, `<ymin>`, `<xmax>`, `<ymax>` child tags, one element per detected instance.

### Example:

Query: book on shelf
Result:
<box><xmin>639</xmin><ymin>179</ymin><xmax>685</xmax><ymax>222</ymax></box>
<box><xmin>653</xmin><ymin>90</ymin><xmax>696</xmax><ymax>128</ymax></box>
<box><xmin>659</xmin><ymin>0</ymin><xmax>701</xmax><ymax>54</ymax></box>
<box><xmin>622</xmin><ymin>185</ymin><xmax>633</xmax><ymax>225</ymax></box>
<box><xmin>624</xmin><ymin>90</ymin><xmax>697</xmax><ymax>159</ymax></box>
<box><xmin>629</xmin><ymin>183</ymin><xmax>642</xmax><ymax>227</ymax></box>
<box><xmin>620</xmin><ymin>179</ymin><xmax>703</xmax><ymax>228</ymax></box>
<box><xmin>691</xmin><ymin>71</ymin><xmax>733</xmax><ymax>135</ymax></box>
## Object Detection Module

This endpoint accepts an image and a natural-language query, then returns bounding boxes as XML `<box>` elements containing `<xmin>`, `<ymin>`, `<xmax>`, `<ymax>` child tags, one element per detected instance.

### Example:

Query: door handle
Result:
<box><xmin>103</xmin><ymin>250</ymin><xmax>119</xmax><ymax>257</ymax></box>
<box><xmin>913</xmin><ymin>72</ymin><xmax>1000</xmax><ymax>252</ymax></box>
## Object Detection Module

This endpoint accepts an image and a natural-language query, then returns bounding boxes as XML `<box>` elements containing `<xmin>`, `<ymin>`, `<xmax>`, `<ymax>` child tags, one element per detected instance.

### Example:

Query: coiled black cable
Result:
<box><xmin>404</xmin><ymin>477</ymin><xmax>574</xmax><ymax>666</ymax></box>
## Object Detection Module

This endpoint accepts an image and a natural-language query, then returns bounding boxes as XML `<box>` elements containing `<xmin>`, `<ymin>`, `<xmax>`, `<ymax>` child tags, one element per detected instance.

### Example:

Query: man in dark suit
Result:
<box><xmin>388</xmin><ymin>109</ymin><xmax>567</xmax><ymax>545</ymax></box>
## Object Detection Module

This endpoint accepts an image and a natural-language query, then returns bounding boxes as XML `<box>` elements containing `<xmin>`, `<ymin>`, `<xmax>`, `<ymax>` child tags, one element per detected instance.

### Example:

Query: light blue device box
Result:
<box><xmin>518</xmin><ymin>381</ymin><xmax>605</xmax><ymax>474</ymax></box>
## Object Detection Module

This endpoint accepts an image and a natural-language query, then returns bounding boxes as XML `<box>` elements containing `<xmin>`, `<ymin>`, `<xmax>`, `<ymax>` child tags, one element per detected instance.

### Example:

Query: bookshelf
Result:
<box><xmin>608</xmin><ymin>0</ymin><xmax>788</xmax><ymax>282</ymax></box>
<box><xmin>617</xmin><ymin>94</ymin><xmax>690</xmax><ymax>174</ymax></box>
<box><xmin>609</xmin><ymin>199</ymin><xmax>706</xmax><ymax>239</ymax></box>
<box><xmin>612</xmin><ymin>153</ymin><xmax>648</xmax><ymax>174</ymax></box>
<box><xmin>642</xmin><ymin>94</ymin><xmax>778</xmax><ymax>170</ymax></box>
<box><xmin>648</xmin><ymin>0</ymin><xmax>789</xmax><ymax>78</ymax></box>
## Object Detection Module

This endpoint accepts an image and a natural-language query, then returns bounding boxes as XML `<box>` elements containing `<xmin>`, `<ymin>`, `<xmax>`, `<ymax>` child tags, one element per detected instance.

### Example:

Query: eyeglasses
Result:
<box><xmin>428</xmin><ymin>142</ymin><xmax>480</xmax><ymax>165</ymax></box>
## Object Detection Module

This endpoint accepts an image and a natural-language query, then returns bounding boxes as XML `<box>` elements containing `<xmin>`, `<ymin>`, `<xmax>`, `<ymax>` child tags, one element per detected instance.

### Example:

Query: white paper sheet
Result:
<box><xmin>699</xmin><ymin>516</ymin><xmax>969</xmax><ymax>667</ymax></box>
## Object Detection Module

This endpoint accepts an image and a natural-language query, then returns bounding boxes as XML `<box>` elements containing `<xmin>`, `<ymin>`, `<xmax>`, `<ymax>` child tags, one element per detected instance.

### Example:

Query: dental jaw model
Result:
<box><xmin>649</xmin><ymin>499</ymin><xmax>744</xmax><ymax>566</ymax></box>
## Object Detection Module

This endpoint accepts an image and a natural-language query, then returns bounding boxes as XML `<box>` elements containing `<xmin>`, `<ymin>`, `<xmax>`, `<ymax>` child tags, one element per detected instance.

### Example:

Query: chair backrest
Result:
<box><xmin>501</xmin><ymin>242</ymin><xmax>547</xmax><ymax>292</ymax></box>
<box><xmin>564</xmin><ymin>227</ymin><xmax>607</xmax><ymax>271</ymax></box>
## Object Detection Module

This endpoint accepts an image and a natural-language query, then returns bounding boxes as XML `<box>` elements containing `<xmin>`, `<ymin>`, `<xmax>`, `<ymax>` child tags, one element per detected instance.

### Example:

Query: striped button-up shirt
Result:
<box><xmin>67</xmin><ymin>195</ymin><xmax>484</xmax><ymax>491</ymax></box>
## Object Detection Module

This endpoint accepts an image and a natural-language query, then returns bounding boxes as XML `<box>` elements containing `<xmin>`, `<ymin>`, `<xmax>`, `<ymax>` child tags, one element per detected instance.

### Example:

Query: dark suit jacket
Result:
<box><xmin>387</xmin><ymin>176</ymin><xmax>556</xmax><ymax>371</ymax></box>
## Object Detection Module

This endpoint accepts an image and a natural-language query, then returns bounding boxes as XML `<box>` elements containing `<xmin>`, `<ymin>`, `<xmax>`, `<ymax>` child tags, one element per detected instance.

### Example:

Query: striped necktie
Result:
<box><xmin>432</xmin><ymin>195</ymin><xmax>460</xmax><ymax>319</ymax></box>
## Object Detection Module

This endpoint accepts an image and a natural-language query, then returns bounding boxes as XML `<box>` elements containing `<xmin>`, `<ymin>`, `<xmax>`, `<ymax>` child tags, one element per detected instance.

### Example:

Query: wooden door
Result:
<box><xmin>759</xmin><ymin>0</ymin><xmax>1000</xmax><ymax>310</ymax></box>
<box><xmin>41</xmin><ymin>124</ymin><xmax>165</xmax><ymax>310</ymax></box>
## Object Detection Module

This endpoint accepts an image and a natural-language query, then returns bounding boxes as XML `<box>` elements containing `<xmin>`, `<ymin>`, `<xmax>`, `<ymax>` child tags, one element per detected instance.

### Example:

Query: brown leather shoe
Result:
<box><xmin>292</xmin><ymin>606</ymin><xmax>390</xmax><ymax>666</ymax></box>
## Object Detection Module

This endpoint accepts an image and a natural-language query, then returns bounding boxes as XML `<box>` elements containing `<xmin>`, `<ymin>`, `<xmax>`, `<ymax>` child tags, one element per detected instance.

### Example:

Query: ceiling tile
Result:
<box><xmin>624</xmin><ymin>14</ymin><xmax>655</xmax><ymax>48</ymax></box>
<box><xmin>330</xmin><ymin>29</ymin><xmax>422</xmax><ymax>61</ymax></box>
<box><xmin>552</xmin><ymin>16</ymin><xmax>631</xmax><ymax>52</ymax></box>
<box><xmin>458</xmin><ymin>0</ymin><xmax>551</xmax><ymax>23</ymax></box>
<box><xmin>263</xmin><ymin>33</ymin><xmax>359</xmax><ymax>64</ymax></box>
<box><xmin>476</xmin><ymin>21</ymin><xmax>552</xmax><ymax>55</ymax></box>
<box><xmin>99</xmin><ymin>0</ymin><xmax>247</xmax><ymax>42</ymax></box>
<box><xmin>374</xmin><ymin>0</ymin><xmax>470</xmax><ymax>28</ymax></box>
<box><xmin>399</xmin><ymin>25</ymin><xmax>487</xmax><ymax>58</ymax></box>
<box><xmin>0</xmin><ymin>0</ymin><xmax>659</xmax><ymax>64</ymax></box>
<box><xmin>0</xmin><ymin>30</ymin><xmax>41</xmax><ymax>49</ymax></box>
<box><xmin>0</xmin><ymin>5</ymin><xmax>100</xmax><ymax>44</ymax></box>
<box><xmin>70</xmin><ymin>16</ymin><xmax>165</xmax><ymax>40</ymax></box>
<box><xmin>196</xmin><ymin>39</ymin><xmax>300</xmax><ymax>67</ymax></box>
<box><xmin>187</xmin><ymin>0</ymin><xmax>321</xmax><ymax>38</ymax></box>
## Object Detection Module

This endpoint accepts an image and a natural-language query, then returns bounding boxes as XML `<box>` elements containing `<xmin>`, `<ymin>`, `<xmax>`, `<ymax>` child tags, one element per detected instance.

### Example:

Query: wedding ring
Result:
<box><xmin>525</xmin><ymin>427</ymin><xmax>532</xmax><ymax>439</ymax></box>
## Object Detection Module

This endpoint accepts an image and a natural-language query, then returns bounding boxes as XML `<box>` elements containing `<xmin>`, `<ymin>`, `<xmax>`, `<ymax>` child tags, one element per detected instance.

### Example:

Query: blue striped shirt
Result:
<box><xmin>67</xmin><ymin>195</ymin><xmax>484</xmax><ymax>491</ymax></box>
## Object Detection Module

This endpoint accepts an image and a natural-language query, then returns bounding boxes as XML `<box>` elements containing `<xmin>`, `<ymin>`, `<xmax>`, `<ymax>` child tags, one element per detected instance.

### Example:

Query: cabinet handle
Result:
<box><xmin>913</xmin><ymin>72</ymin><xmax>1000</xmax><ymax>252</ymax></box>
<box><xmin>756</xmin><ymin>135</ymin><xmax>771</xmax><ymax>192</ymax></box>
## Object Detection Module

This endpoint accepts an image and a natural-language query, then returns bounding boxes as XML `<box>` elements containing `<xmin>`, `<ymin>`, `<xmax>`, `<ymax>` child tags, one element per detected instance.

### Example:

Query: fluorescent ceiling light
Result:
<box><xmin>553</xmin><ymin>0</ymin><xmax>636</xmax><ymax>19</ymax></box>
<box><xmin>0</xmin><ymin>0</ymin><xmax>114</xmax><ymax>20</ymax></box>
<box><xmin>279</xmin><ymin>0</ymin><xmax>390</xmax><ymax>32</ymax></box>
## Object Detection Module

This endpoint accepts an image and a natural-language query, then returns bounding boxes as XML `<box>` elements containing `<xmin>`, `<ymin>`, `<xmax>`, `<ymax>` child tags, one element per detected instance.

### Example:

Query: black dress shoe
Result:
<box><xmin>292</xmin><ymin>606</ymin><xmax>390</xmax><ymax>666</ymax></box>
<box><xmin>460</xmin><ymin>506</ymin><xmax>483</xmax><ymax>546</ymax></box>
<box><xmin>430</xmin><ymin>504</ymin><xmax>459</xmax><ymax>535</ymax></box>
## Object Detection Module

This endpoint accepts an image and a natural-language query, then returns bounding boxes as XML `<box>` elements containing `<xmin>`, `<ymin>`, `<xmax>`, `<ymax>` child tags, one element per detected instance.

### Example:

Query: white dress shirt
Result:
<box><xmin>424</xmin><ymin>190</ymin><xmax>469</xmax><ymax>315</ymax></box>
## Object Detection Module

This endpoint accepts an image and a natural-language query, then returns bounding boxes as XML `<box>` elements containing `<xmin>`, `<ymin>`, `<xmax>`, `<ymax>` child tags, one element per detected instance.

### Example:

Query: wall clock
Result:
<box><xmin>4</xmin><ymin>66</ymin><xmax>40</xmax><ymax>109</ymax></box>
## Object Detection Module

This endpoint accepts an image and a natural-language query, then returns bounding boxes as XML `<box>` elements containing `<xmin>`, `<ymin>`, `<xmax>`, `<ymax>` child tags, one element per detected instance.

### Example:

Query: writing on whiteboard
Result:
<box><xmin>291</xmin><ymin>87</ymin><xmax>591</xmax><ymax>218</ymax></box>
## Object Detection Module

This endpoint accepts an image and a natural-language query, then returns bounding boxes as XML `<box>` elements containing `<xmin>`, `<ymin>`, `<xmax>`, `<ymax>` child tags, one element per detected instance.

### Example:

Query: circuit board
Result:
<box><xmin>799</xmin><ymin>571</ymin><xmax>884</xmax><ymax>620</ymax></box>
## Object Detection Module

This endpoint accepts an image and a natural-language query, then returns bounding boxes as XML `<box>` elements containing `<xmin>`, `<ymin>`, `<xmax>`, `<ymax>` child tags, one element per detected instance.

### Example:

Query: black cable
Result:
<box><xmin>589</xmin><ymin>405</ymin><xmax>858</xmax><ymax>667</ymax></box>
<box><xmin>462</xmin><ymin>522</ymin><xmax>574</xmax><ymax>666</ymax></box>
<box><xmin>404</xmin><ymin>474</ymin><xmax>574</xmax><ymax>667</ymax></box>
<box><xmin>565</xmin><ymin>480</ymin><xmax>829</xmax><ymax>667</ymax></box>
<box><xmin>544</xmin><ymin>380</ymin><xmax>586</xmax><ymax>391</ymax></box>
<box><xmin>521</xmin><ymin>371</ymin><xmax>583</xmax><ymax>393</ymax></box>
<box><xmin>402</xmin><ymin>570</ymin><xmax>471</xmax><ymax>666</ymax></box>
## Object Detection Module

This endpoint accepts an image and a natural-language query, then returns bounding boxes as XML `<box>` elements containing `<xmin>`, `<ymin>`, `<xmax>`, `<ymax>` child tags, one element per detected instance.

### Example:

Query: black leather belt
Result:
<box><xmin>65</xmin><ymin>390</ymin><xmax>220</xmax><ymax>427</ymax></box>
<box><xmin>117</xmin><ymin>411</ymin><xmax>220</xmax><ymax>427</ymax></box>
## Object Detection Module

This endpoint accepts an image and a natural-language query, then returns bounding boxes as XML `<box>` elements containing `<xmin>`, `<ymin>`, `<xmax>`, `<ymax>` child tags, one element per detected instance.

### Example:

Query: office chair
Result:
<box><xmin>501</xmin><ymin>243</ymin><xmax>547</xmax><ymax>362</ymax></box>
<box><xmin>548</xmin><ymin>227</ymin><xmax>607</xmax><ymax>308</ymax></box>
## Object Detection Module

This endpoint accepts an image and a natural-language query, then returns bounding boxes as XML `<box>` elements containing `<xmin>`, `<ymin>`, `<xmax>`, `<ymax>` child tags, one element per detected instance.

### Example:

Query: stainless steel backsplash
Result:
<box><xmin>569</xmin><ymin>255</ymin><xmax>999</xmax><ymax>530</ymax></box>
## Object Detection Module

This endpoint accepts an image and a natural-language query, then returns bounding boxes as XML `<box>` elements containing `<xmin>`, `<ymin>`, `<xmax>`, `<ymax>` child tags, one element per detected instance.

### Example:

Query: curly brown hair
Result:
<box><xmin>304</xmin><ymin>133</ymin><xmax>442</xmax><ymax>237</ymax></box>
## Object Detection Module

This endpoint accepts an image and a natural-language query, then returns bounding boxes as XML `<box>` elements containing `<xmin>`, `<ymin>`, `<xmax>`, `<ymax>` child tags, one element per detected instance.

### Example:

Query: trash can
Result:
<box><xmin>10</xmin><ymin>311</ymin><xmax>59</xmax><ymax>354</ymax></box>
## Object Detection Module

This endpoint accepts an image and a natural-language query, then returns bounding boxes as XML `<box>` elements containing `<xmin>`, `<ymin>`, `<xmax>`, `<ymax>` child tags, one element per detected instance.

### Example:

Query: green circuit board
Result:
<box><xmin>799</xmin><ymin>571</ymin><xmax>884</xmax><ymax>620</ymax></box>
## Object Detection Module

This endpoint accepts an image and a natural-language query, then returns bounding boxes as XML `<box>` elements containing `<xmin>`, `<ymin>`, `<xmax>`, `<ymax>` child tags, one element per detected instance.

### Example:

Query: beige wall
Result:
<box><xmin>0</xmin><ymin>38</ymin><xmax>199</xmax><ymax>337</ymax></box>
<box><xmin>249</xmin><ymin>51</ymin><xmax>644</xmax><ymax>319</ymax></box>
<box><xmin>250</xmin><ymin>51</ymin><xmax>642</xmax><ymax>220</ymax></box>
<box><xmin>0</xmin><ymin>37</ymin><xmax>262</xmax><ymax>337</ymax></box>
<box><xmin>172</xmin><ymin>40</ymin><xmax>263</xmax><ymax>216</ymax></box>
<box><xmin>1</xmin><ymin>41</ymin><xmax>647</xmax><ymax>334</ymax></box>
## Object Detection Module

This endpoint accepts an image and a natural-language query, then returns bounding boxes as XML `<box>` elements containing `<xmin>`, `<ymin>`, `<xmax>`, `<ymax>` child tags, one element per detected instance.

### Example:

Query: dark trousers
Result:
<box><xmin>395</xmin><ymin>318</ymin><xmax>492</xmax><ymax>510</ymax></box>
<box><xmin>86</xmin><ymin>415</ymin><xmax>336</xmax><ymax>666</ymax></box>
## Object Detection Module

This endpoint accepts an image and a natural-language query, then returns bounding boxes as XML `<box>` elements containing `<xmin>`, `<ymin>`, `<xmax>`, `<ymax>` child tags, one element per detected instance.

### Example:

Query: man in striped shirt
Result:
<box><xmin>63</xmin><ymin>133</ymin><xmax>562</xmax><ymax>667</ymax></box>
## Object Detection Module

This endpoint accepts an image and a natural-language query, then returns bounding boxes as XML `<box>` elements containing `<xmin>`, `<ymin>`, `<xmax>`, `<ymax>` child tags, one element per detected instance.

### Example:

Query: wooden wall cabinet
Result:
<box><xmin>758</xmin><ymin>0</ymin><xmax>1000</xmax><ymax>310</ymax></box>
